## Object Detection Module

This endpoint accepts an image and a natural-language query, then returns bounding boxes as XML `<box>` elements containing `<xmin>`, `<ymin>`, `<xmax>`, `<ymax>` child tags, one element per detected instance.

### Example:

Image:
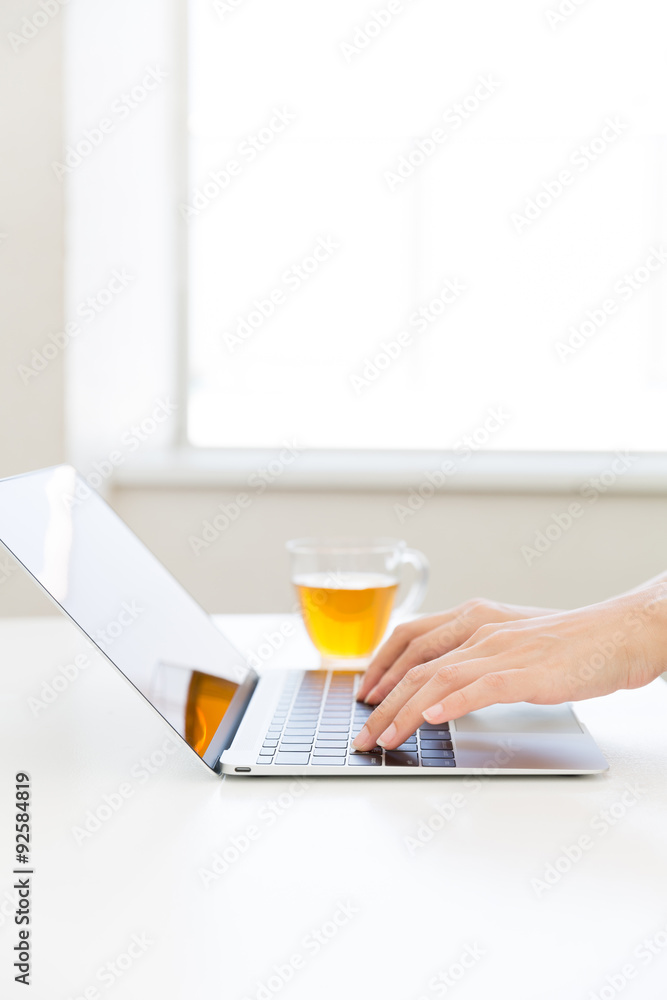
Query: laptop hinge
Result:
<box><xmin>204</xmin><ymin>669</ymin><xmax>259</xmax><ymax>772</ymax></box>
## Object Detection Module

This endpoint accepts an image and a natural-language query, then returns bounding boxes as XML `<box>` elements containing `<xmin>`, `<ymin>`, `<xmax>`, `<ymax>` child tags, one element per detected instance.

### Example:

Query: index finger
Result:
<box><xmin>422</xmin><ymin>669</ymin><xmax>538</xmax><ymax>726</ymax></box>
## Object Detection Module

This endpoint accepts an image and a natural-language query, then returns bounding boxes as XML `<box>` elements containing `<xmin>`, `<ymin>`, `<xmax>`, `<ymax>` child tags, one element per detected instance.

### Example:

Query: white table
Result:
<box><xmin>2</xmin><ymin>614</ymin><xmax>667</xmax><ymax>1000</ymax></box>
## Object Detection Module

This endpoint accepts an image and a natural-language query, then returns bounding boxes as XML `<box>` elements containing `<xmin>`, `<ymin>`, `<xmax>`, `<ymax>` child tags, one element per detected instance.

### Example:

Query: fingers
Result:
<box><xmin>352</xmin><ymin>653</ymin><xmax>506</xmax><ymax>751</ymax></box>
<box><xmin>362</xmin><ymin>616</ymin><xmax>484</xmax><ymax>705</ymax></box>
<box><xmin>358</xmin><ymin>665</ymin><xmax>537</xmax><ymax>752</ymax></box>
<box><xmin>356</xmin><ymin>602</ymin><xmax>494</xmax><ymax>703</ymax></box>
<box><xmin>353</xmin><ymin>660</ymin><xmax>444</xmax><ymax>749</ymax></box>
<box><xmin>356</xmin><ymin>613</ymin><xmax>457</xmax><ymax>702</ymax></box>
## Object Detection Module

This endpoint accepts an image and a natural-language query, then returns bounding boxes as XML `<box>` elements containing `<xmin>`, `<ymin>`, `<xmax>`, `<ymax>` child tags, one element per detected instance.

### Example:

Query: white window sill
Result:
<box><xmin>110</xmin><ymin>448</ymin><xmax>667</xmax><ymax>494</ymax></box>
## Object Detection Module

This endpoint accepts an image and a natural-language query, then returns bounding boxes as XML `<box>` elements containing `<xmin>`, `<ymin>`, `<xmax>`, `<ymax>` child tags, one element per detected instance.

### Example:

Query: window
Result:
<box><xmin>186</xmin><ymin>0</ymin><xmax>667</xmax><ymax>454</ymax></box>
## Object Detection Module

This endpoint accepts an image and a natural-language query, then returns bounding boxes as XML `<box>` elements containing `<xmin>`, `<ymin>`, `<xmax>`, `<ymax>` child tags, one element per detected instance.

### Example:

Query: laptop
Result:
<box><xmin>0</xmin><ymin>465</ymin><xmax>608</xmax><ymax>777</ymax></box>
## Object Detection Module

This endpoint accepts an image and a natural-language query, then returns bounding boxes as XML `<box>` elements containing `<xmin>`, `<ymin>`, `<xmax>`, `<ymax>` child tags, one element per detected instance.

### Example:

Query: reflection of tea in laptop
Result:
<box><xmin>294</xmin><ymin>573</ymin><xmax>398</xmax><ymax>658</ymax></box>
<box><xmin>186</xmin><ymin>673</ymin><xmax>238</xmax><ymax>755</ymax></box>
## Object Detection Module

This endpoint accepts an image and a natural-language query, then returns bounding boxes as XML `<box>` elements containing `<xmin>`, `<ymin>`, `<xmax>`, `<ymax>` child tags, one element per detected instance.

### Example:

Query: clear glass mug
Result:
<box><xmin>286</xmin><ymin>537</ymin><xmax>429</xmax><ymax>668</ymax></box>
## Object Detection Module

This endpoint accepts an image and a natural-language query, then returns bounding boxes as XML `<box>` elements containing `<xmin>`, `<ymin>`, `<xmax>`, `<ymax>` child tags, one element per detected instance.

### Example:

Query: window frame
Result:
<box><xmin>65</xmin><ymin>0</ymin><xmax>667</xmax><ymax>497</ymax></box>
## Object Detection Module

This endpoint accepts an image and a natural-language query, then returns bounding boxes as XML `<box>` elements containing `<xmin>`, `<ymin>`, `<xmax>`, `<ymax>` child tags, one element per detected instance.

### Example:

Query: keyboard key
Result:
<box><xmin>420</xmin><ymin>722</ymin><xmax>450</xmax><ymax>731</ymax></box>
<box><xmin>421</xmin><ymin>758</ymin><xmax>456</xmax><ymax>767</ymax></box>
<box><xmin>311</xmin><ymin>747</ymin><xmax>346</xmax><ymax>756</ymax></box>
<box><xmin>256</xmin><ymin>757</ymin><xmax>273</xmax><ymax>764</ymax></box>
<box><xmin>384</xmin><ymin>750</ymin><xmax>419</xmax><ymax>767</ymax></box>
<box><xmin>274</xmin><ymin>752</ymin><xmax>312</xmax><ymax>765</ymax></box>
<box><xmin>319</xmin><ymin>728</ymin><xmax>350</xmax><ymax>735</ymax></box>
<box><xmin>348</xmin><ymin>754</ymin><xmax>383</xmax><ymax>766</ymax></box>
<box><xmin>258</xmin><ymin>748</ymin><xmax>275</xmax><ymax>756</ymax></box>
<box><xmin>315</xmin><ymin>741</ymin><xmax>348</xmax><ymax>749</ymax></box>
<box><xmin>350</xmin><ymin>747</ymin><xmax>382</xmax><ymax>756</ymax></box>
<box><xmin>420</xmin><ymin>749</ymin><xmax>455</xmax><ymax>759</ymax></box>
<box><xmin>311</xmin><ymin>756</ymin><xmax>346</xmax><ymax>765</ymax></box>
<box><xmin>420</xmin><ymin>740</ymin><xmax>452</xmax><ymax>750</ymax></box>
<box><xmin>418</xmin><ymin>729</ymin><xmax>450</xmax><ymax>739</ymax></box>
<box><xmin>279</xmin><ymin>743</ymin><xmax>312</xmax><ymax>753</ymax></box>
<box><xmin>281</xmin><ymin>736</ymin><xmax>314</xmax><ymax>745</ymax></box>
<box><xmin>262</xmin><ymin>739</ymin><xmax>279</xmax><ymax>747</ymax></box>
<box><xmin>284</xmin><ymin>729</ymin><xmax>316</xmax><ymax>737</ymax></box>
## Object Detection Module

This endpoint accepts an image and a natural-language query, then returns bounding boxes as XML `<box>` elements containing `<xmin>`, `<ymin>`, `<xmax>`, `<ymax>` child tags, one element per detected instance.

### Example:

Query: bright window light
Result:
<box><xmin>186</xmin><ymin>0</ymin><xmax>667</xmax><ymax>453</ymax></box>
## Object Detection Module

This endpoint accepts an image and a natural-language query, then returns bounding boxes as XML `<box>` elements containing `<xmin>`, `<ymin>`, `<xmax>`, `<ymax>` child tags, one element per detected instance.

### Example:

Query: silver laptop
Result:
<box><xmin>0</xmin><ymin>466</ymin><xmax>608</xmax><ymax>777</ymax></box>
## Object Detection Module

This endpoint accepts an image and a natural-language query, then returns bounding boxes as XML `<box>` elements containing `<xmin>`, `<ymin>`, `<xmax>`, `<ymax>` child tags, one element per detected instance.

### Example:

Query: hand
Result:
<box><xmin>356</xmin><ymin>598</ymin><xmax>561</xmax><ymax>705</ymax></box>
<box><xmin>352</xmin><ymin>584</ymin><xmax>667</xmax><ymax>752</ymax></box>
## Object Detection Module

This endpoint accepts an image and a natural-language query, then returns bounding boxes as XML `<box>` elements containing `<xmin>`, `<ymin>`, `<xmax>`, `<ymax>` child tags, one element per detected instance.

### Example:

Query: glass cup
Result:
<box><xmin>286</xmin><ymin>537</ymin><xmax>429</xmax><ymax>669</ymax></box>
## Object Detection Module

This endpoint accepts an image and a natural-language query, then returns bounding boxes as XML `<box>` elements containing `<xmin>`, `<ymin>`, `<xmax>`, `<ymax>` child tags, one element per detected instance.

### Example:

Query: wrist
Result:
<box><xmin>625</xmin><ymin>583</ymin><xmax>667</xmax><ymax>678</ymax></box>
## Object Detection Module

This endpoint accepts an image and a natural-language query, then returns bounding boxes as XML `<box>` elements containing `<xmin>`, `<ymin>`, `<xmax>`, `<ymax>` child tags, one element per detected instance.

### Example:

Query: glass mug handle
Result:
<box><xmin>394</xmin><ymin>547</ymin><xmax>429</xmax><ymax>616</ymax></box>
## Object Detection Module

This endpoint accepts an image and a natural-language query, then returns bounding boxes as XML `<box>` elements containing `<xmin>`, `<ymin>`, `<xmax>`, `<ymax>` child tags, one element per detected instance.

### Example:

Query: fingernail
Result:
<box><xmin>364</xmin><ymin>687</ymin><xmax>380</xmax><ymax>705</ymax></box>
<box><xmin>352</xmin><ymin>725</ymin><xmax>371</xmax><ymax>751</ymax></box>
<box><xmin>377</xmin><ymin>723</ymin><xmax>397</xmax><ymax>748</ymax></box>
<box><xmin>423</xmin><ymin>706</ymin><xmax>444</xmax><ymax>723</ymax></box>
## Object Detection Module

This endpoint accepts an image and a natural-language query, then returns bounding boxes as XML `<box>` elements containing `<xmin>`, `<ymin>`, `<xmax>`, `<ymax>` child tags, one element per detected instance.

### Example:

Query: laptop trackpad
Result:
<box><xmin>454</xmin><ymin>702</ymin><xmax>582</xmax><ymax>735</ymax></box>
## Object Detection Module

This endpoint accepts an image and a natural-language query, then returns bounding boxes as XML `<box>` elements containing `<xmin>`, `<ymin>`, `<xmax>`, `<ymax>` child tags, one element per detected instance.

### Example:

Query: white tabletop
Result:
<box><xmin>2</xmin><ymin>614</ymin><xmax>667</xmax><ymax>1000</ymax></box>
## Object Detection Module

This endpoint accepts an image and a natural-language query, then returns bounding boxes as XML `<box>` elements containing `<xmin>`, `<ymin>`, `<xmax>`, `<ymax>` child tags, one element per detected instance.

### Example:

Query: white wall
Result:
<box><xmin>110</xmin><ymin>485</ymin><xmax>667</xmax><ymax>616</ymax></box>
<box><xmin>2</xmin><ymin>2</ymin><xmax>667</xmax><ymax>620</ymax></box>
<box><xmin>0</xmin><ymin>0</ymin><xmax>66</xmax><ymax>615</ymax></box>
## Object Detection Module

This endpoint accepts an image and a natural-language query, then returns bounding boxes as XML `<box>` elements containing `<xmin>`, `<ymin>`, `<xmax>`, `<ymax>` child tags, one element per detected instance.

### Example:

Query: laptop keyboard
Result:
<box><xmin>256</xmin><ymin>670</ymin><xmax>456</xmax><ymax>768</ymax></box>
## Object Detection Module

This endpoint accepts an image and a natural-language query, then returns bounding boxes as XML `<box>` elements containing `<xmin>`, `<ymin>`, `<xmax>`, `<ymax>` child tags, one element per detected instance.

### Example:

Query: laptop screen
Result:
<box><xmin>0</xmin><ymin>466</ymin><xmax>254</xmax><ymax>768</ymax></box>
